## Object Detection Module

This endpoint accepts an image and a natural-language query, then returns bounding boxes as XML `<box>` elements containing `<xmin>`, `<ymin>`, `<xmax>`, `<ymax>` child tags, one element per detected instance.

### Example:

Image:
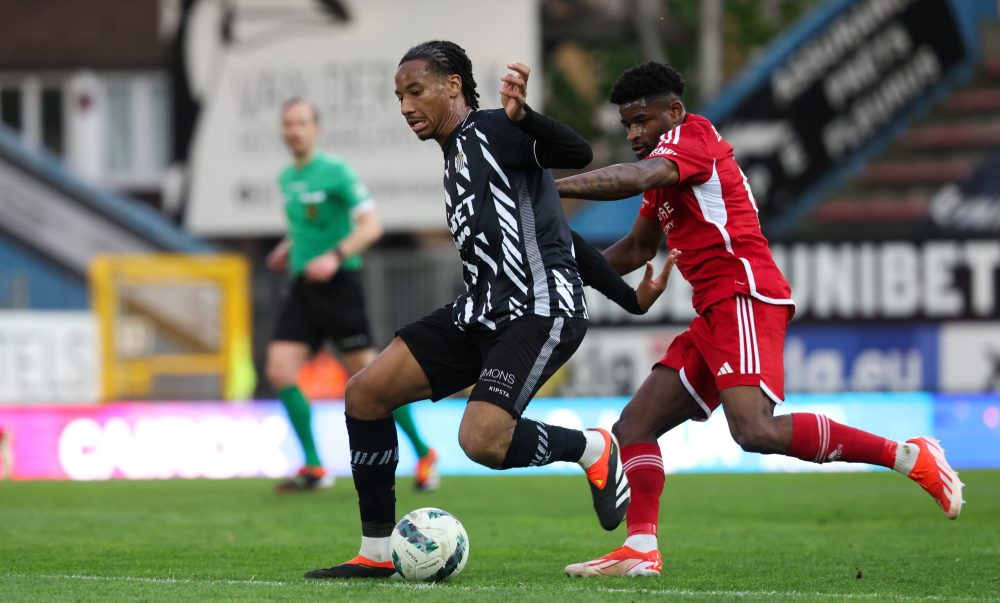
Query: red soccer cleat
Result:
<box><xmin>906</xmin><ymin>436</ymin><xmax>964</xmax><ymax>519</ymax></box>
<box><xmin>565</xmin><ymin>545</ymin><xmax>662</xmax><ymax>577</ymax></box>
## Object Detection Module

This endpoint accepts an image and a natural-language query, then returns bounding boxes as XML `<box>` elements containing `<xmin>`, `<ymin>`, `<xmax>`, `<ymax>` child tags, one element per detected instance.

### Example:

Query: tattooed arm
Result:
<box><xmin>556</xmin><ymin>157</ymin><xmax>679</xmax><ymax>200</ymax></box>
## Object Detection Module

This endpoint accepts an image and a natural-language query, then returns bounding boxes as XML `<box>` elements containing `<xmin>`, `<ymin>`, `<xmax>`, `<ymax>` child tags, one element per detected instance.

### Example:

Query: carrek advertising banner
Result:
<box><xmin>0</xmin><ymin>394</ymin><xmax>958</xmax><ymax>481</ymax></box>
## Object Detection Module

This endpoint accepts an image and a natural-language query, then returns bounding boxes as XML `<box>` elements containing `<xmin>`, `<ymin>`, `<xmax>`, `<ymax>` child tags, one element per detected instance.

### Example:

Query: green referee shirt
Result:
<box><xmin>278</xmin><ymin>152</ymin><xmax>373</xmax><ymax>276</ymax></box>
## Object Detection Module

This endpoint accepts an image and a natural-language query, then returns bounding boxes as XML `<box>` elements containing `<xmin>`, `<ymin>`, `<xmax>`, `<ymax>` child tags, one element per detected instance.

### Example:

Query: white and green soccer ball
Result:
<box><xmin>390</xmin><ymin>507</ymin><xmax>469</xmax><ymax>582</ymax></box>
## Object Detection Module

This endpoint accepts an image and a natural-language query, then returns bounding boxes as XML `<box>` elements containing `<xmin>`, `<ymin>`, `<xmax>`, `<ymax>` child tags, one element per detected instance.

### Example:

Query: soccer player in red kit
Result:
<box><xmin>555</xmin><ymin>61</ymin><xmax>964</xmax><ymax>577</ymax></box>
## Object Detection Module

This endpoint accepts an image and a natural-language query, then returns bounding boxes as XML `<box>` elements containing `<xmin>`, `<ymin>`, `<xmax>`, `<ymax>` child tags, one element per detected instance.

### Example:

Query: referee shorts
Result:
<box><xmin>271</xmin><ymin>270</ymin><xmax>373</xmax><ymax>353</ymax></box>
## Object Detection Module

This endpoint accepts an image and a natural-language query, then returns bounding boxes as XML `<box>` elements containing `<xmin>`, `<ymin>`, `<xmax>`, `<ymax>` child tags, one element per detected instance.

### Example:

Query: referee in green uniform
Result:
<box><xmin>266</xmin><ymin>98</ymin><xmax>439</xmax><ymax>492</ymax></box>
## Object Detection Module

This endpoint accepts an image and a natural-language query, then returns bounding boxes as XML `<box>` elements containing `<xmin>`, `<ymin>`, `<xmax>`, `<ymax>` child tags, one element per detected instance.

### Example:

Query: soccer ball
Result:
<box><xmin>389</xmin><ymin>507</ymin><xmax>469</xmax><ymax>582</ymax></box>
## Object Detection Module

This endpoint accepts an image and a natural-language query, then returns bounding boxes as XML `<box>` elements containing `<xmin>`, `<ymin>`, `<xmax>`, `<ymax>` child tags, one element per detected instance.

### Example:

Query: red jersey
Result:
<box><xmin>639</xmin><ymin>113</ymin><xmax>793</xmax><ymax>314</ymax></box>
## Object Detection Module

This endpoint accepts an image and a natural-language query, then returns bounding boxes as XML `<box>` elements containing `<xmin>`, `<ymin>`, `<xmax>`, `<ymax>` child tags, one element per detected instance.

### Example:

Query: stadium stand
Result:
<box><xmin>0</xmin><ymin>123</ymin><xmax>208</xmax><ymax>310</ymax></box>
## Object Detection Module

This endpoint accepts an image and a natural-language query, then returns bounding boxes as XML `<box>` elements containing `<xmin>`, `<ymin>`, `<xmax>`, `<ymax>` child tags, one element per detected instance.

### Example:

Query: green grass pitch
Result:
<box><xmin>1</xmin><ymin>471</ymin><xmax>998</xmax><ymax>601</ymax></box>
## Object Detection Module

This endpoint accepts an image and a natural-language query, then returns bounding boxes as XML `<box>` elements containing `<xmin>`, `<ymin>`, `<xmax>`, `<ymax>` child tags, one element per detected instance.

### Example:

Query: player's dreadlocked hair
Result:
<box><xmin>609</xmin><ymin>61</ymin><xmax>685</xmax><ymax>105</ymax></box>
<box><xmin>399</xmin><ymin>40</ymin><xmax>480</xmax><ymax>110</ymax></box>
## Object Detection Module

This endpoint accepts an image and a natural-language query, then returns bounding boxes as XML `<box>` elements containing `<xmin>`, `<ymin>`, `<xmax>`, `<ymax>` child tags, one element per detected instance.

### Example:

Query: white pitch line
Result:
<box><xmin>571</xmin><ymin>585</ymin><xmax>994</xmax><ymax>602</ymax></box>
<box><xmin>7</xmin><ymin>574</ymin><xmax>289</xmax><ymax>587</ymax></box>
<box><xmin>2</xmin><ymin>574</ymin><xmax>993</xmax><ymax>602</ymax></box>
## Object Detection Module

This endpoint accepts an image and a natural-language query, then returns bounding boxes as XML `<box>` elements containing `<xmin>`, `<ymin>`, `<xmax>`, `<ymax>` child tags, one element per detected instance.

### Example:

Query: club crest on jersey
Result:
<box><xmin>454</xmin><ymin>151</ymin><xmax>466</xmax><ymax>172</ymax></box>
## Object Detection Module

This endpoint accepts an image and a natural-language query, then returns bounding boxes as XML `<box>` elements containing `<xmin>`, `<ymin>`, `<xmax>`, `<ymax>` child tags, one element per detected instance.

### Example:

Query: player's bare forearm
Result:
<box><xmin>336</xmin><ymin>209</ymin><xmax>384</xmax><ymax>257</ymax></box>
<box><xmin>603</xmin><ymin>236</ymin><xmax>653</xmax><ymax>275</ymax></box>
<box><xmin>557</xmin><ymin>157</ymin><xmax>679</xmax><ymax>200</ymax></box>
<box><xmin>557</xmin><ymin>164</ymin><xmax>647</xmax><ymax>200</ymax></box>
<box><xmin>266</xmin><ymin>237</ymin><xmax>291</xmax><ymax>271</ymax></box>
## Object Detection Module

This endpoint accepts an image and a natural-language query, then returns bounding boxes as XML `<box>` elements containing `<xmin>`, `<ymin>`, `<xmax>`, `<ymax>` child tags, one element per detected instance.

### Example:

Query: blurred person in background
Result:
<box><xmin>266</xmin><ymin>98</ymin><xmax>440</xmax><ymax>493</ymax></box>
<box><xmin>556</xmin><ymin>61</ymin><xmax>965</xmax><ymax>577</ymax></box>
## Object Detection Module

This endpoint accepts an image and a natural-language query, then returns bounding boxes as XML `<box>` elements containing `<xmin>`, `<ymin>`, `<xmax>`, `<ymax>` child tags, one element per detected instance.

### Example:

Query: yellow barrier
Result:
<box><xmin>89</xmin><ymin>254</ymin><xmax>255</xmax><ymax>401</ymax></box>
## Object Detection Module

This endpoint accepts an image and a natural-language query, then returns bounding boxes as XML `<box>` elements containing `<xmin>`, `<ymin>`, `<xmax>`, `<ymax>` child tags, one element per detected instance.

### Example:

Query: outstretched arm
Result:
<box><xmin>603</xmin><ymin>215</ymin><xmax>665</xmax><ymax>275</ymax></box>
<box><xmin>556</xmin><ymin>157</ymin><xmax>680</xmax><ymax>200</ymax></box>
<box><xmin>572</xmin><ymin>229</ymin><xmax>678</xmax><ymax>314</ymax></box>
<box><xmin>501</xmin><ymin>62</ymin><xmax>593</xmax><ymax>169</ymax></box>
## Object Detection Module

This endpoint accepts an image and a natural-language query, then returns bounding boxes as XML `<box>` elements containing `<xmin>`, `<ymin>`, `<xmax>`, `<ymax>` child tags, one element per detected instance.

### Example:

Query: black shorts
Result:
<box><xmin>396</xmin><ymin>304</ymin><xmax>587</xmax><ymax>418</ymax></box>
<box><xmin>272</xmin><ymin>270</ymin><xmax>373</xmax><ymax>353</ymax></box>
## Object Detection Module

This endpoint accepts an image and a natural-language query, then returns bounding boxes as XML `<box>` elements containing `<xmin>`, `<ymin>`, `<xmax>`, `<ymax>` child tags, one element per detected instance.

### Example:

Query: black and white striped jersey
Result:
<box><xmin>441</xmin><ymin>109</ymin><xmax>588</xmax><ymax>331</ymax></box>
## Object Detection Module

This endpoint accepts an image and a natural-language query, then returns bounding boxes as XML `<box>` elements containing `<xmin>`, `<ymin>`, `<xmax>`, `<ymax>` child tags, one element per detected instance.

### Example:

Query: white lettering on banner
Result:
<box><xmin>931</xmin><ymin>183</ymin><xmax>1000</xmax><ymax>231</ymax></box>
<box><xmin>823</xmin><ymin>46</ymin><xmax>940</xmax><ymax>161</ymax></box>
<box><xmin>57</xmin><ymin>416</ymin><xmax>290</xmax><ymax>480</ymax></box>
<box><xmin>564</xmin><ymin>322</ymin><xmax>1000</xmax><ymax>394</ymax></box>
<box><xmin>939</xmin><ymin>322</ymin><xmax>1000</xmax><ymax>392</ymax></box>
<box><xmin>811</xmin><ymin>243</ymin><xmax>855</xmax><ymax>318</ymax></box>
<box><xmin>881</xmin><ymin>242</ymin><xmax>920</xmax><ymax>318</ymax></box>
<box><xmin>857</xmin><ymin>243</ymin><xmax>878</xmax><ymax>317</ymax></box>
<box><xmin>0</xmin><ymin>312</ymin><xmax>98</xmax><ymax>403</ymax></box>
<box><xmin>588</xmin><ymin>241</ymin><xmax>1000</xmax><ymax>325</ymax></box>
<box><xmin>784</xmin><ymin>340</ymin><xmax>923</xmax><ymax>392</ymax></box>
<box><xmin>966</xmin><ymin>242</ymin><xmax>1000</xmax><ymax>316</ymax></box>
<box><xmin>923</xmin><ymin>242</ymin><xmax>963</xmax><ymax>316</ymax></box>
<box><xmin>771</xmin><ymin>0</ymin><xmax>910</xmax><ymax>105</ymax></box>
<box><xmin>823</xmin><ymin>24</ymin><xmax>912</xmax><ymax>110</ymax></box>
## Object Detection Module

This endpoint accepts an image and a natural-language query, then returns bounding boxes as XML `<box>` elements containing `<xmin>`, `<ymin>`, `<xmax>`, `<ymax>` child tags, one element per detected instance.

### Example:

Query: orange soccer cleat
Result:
<box><xmin>275</xmin><ymin>465</ymin><xmax>331</xmax><ymax>493</ymax></box>
<box><xmin>906</xmin><ymin>436</ymin><xmax>964</xmax><ymax>519</ymax></box>
<box><xmin>565</xmin><ymin>546</ymin><xmax>662</xmax><ymax>577</ymax></box>
<box><xmin>414</xmin><ymin>448</ymin><xmax>440</xmax><ymax>492</ymax></box>
<box><xmin>583</xmin><ymin>428</ymin><xmax>629</xmax><ymax>530</ymax></box>
<box><xmin>304</xmin><ymin>555</ymin><xmax>396</xmax><ymax>579</ymax></box>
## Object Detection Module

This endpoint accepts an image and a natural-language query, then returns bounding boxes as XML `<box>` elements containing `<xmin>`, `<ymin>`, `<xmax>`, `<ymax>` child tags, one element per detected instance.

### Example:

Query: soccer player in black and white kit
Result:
<box><xmin>305</xmin><ymin>40</ymin><xmax>677</xmax><ymax>579</ymax></box>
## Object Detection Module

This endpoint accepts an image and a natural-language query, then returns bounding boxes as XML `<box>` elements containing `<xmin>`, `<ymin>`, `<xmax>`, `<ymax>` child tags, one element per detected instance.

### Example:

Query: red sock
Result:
<box><xmin>621</xmin><ymin>443</ymin><xmax>665</xmax><ymax>536</ymax></box>
<box><xmin>788</xmin><ymin>413</ymin><xmax>897</xmax><ymax>467</ymax></box>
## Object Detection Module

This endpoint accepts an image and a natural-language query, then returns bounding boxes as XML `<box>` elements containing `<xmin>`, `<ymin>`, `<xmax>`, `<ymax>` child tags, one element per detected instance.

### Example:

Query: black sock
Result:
<box><xmin>345</xmin><ymin>414</ymin><xmax>398</xmax><ymax>538</ymax></box>
<box><xmin>499</xmin><ymin>419</ymin><xmax>586</xmax><ymax>469</ymax></box>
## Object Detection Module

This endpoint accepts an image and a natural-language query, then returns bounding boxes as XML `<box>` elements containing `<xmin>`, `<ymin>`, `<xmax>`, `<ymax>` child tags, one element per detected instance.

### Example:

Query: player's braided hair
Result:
<box><xmin>609</xmin><ymin>61</ymin><xmax>685</xmax><ymax>105</ymax></box>
<box><xmin>399</xmin><ymin>40</ymin><xmax>480</xmax><ymax>110</ymax></box>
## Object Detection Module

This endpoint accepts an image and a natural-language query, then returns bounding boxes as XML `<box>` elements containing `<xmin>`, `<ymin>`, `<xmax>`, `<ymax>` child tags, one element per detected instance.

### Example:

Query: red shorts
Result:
<box><xmin>658</xmin><ymin>294</ymin><xmax>792</xmax><ymax>421</ymax></box>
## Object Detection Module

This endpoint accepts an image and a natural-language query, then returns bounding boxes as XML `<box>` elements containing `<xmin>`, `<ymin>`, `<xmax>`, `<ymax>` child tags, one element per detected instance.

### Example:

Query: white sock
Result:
<box><xmin>893</xmin><ymin>441</ymin><xmax>919</xmax><ymax>475</ymax></box>
<box><xmin>359</xmin><ymin>536</ymin><xmax>390</xmax><ymax>562</ymax></box>
<box><xmin>578</xmin><ymin>430</ymin><xmax>606</xmax><ymax>468</ymax></box>
<box><xmin>624</xmin><ymin>533</ymin><xmax>658</xmax><ymax>553</ymax></box>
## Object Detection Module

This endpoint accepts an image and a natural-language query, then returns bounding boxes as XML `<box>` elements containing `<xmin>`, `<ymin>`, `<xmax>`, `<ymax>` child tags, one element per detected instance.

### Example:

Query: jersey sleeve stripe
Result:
<box><xmin>349</xmin><ymin>198</ymin><xmax>376</xmax><ymax>219</ymax></box>
<box><xmin>531</xmin><ymin>140</ymin><xmax>543</xmax><ymax>169</ymax></box>
<box><xmin>691</xmin><ymin>161</ymin><xmax>734</xmax><ymax>254</ymax></box>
